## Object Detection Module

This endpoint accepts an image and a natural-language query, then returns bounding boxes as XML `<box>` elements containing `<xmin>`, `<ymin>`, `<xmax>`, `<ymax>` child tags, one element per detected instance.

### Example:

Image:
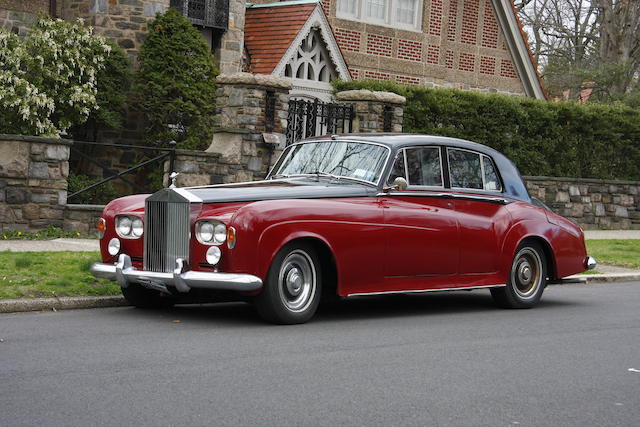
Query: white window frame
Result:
<box><xmin>336</xmin><ymin>0</ymin><xmax>423</xmax><ymax>32</ymax></box>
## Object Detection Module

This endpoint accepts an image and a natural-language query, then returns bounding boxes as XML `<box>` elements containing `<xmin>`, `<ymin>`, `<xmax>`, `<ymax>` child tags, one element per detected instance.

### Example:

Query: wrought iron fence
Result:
<box><xmin>169</xmin><ymin>0</ymin><xmax>228</xmax><ymax>29</ymax></box>
<box><xmin>286</xmin><ymin>99</ymin><xmax>354</xmax><ymax>146</ymax></box>
<box><xmin>67</xmin><ymin>140</ymin><xmax>176</xmax><ymax>203</ymax></box>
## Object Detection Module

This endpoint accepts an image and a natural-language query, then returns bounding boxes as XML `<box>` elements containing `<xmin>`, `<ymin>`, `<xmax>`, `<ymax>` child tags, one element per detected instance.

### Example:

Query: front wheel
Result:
<box><xmin>491</xmin><ymin>242</ymin><xmax>547</xmax><ymax>309</ymax></box>
<box><xmin>255</xmin><ymin>242</ymin><xmax>322</xmax><ymax>324</ymax></box>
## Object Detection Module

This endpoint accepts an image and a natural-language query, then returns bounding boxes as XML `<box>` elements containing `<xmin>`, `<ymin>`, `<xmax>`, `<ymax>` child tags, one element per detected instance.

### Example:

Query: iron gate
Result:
<box><xmin>285</xmin><ymin>99</ymin><xmax>354</xmax><ymax>145</ymax></box>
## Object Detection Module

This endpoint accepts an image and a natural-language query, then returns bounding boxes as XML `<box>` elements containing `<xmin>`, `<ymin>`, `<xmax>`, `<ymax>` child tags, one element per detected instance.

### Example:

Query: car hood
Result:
<box><xmin>181</xmin><ymin>178</ymin><xmax>377</xmax><ymax>203</ymax></box>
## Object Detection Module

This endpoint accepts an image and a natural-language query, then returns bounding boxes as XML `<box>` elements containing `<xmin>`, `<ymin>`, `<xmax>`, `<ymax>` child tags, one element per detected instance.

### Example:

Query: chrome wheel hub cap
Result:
<box><xmin>285</xmin><ymin>268</ymin><xmax>303</xmax><ymax>296</ymax></box>
<box><xmin>278</xmin><ymin>250</ymin><xmax>316</xmax><ymax>312</ymax></box>
<box><xmin>518</xmin><ymin>262</ymin><xmax>532</xmax><ymax>284</ymax></box>
<box><xmin>511</xmin><ymin>248</ymin><xmax>543</xmax><ymax>299</ymax></box>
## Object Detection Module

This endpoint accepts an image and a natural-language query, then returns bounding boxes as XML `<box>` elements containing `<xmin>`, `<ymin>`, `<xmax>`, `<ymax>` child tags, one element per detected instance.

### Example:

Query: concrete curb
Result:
<box><xmin>0</xmin><ymin>295</ymin><xmax>129</xmax><ymax>313</ymax></box>
<box><xmin>561</xmin><ymin>273</ymin><xmax>640</xmax><ymax>284</ymax></box>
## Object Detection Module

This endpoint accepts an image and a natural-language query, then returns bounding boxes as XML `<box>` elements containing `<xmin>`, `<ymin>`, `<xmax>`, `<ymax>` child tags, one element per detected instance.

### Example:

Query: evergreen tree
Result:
<box><xmin>135</xmin><ymin>8</ymin><xmax>218</xmax><ymax>149</ymax></box>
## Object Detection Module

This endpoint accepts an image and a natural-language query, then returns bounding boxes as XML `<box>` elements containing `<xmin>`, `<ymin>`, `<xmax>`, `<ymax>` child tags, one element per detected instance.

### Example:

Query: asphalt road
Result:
<box><xmin>1</xmin><ymin>282</ymin><xmax>639</xmax><ymax>427</ymax></box>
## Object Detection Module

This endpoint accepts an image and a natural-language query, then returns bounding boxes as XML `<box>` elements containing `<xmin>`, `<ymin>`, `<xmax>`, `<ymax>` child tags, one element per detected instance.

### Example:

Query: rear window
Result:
<box><xmin>447</xmin><ymin>148</ymin><xmax>502</xmax><ymax>192</ymax></box>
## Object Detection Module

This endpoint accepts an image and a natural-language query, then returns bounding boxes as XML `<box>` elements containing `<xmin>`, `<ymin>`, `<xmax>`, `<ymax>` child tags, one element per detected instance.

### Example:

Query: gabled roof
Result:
<box><xmin>244</xmin><ymin>1</ymin><xmax>318</xmax><ymax>75</ymax></box>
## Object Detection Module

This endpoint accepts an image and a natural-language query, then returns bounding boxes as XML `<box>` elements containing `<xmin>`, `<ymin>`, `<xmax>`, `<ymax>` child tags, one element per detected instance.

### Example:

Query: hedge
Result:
<box><xmin>333</xmin><ymin>80</ymin><xmax>640</xmax><ymax>181</ymax></box>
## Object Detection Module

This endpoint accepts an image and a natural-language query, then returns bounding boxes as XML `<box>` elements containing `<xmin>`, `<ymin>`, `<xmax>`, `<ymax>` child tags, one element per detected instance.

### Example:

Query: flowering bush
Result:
<box><xmin>0</xmin><ymin>17</ymin><xmax>111</xmax><ymax>137</ymax></box>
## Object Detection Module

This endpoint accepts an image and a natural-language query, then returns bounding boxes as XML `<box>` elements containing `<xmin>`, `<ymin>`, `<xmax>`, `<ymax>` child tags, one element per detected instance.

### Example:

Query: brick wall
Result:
<box><xmin>329</xmin><ymin>0</ymin><xmax>527</xmax><ymax>96</ymax></box>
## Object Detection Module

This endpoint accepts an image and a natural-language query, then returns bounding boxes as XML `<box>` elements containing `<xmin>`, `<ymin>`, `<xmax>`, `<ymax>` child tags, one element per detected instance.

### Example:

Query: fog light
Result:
<box><xmin>206</xmin><ymin>246</ymin><xmax>221</xmax><ymax>265</ymax></box>
<box><xmin>108</xmin><ymin>238</ymin><xmax>120</xmax><ymax>256</ymax></box>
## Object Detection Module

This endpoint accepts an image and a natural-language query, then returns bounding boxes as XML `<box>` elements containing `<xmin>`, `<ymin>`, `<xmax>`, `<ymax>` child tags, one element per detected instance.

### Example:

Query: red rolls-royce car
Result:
<box><xmin>91</xmin><ymin>134</ymin><xmax>596</xmax><ymax>324</ymax></box>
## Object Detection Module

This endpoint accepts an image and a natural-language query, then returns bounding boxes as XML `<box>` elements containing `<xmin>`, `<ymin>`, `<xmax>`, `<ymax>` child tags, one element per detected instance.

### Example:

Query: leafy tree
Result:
<box><xmin>517</xmin><ymin>0</ymin><xmax>640</xmax><ymax>101</ymax></box>
<box><xmin>0</xmin><ymin>16</ymin><xmax>111</xmax><ymax>136</ymax></box>
<box><xmin>71</xmin><ymin>40</ymin><xmax>132</xmax><ymax>141</ymax></box>
<box><xmin>134</xmin><ymin>8</ymin><xmax>218</xmax><ymax>149</ymax></box>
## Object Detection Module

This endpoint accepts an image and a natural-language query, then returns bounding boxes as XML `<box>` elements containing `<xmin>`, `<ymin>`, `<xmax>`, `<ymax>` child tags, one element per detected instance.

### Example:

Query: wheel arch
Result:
<box><xmin>516</xmin><ymin>235</ymin><xmax>557</xmax><ymax>281</ymax></box>
<box><xmin>258</xmin><ymin>232</ymin><xmax>339</xmax><ymax>298</ymax></box>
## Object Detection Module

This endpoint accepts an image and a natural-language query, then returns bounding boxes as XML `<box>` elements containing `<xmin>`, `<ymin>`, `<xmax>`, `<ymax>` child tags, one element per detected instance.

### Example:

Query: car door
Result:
<box><xmin>381</xmin><ymin>146</ymin><xmax>459</xmax><ymax>288</ymax></box>
<box><xmin>446</xmin><ymin>148</ymin><xmax>512</xmax><ymax>275</ymax></box>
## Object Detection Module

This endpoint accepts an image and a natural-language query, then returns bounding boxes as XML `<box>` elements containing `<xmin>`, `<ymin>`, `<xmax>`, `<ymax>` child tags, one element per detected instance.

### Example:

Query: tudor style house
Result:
<box><xmin>0</xmin><ymin>0</ymin><xmax>544</xmax><ymax>101</ymax></box>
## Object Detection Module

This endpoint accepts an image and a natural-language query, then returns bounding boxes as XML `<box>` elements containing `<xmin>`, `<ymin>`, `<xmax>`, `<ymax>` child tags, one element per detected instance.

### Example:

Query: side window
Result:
<box><xmin>448</xmin><ymin>149</ymin><xmax>483</xmax><ymax>189</ymax></box>
<box><xmin>482</xmin><ymin>155</ymin><xmax>502</xmax><ymax>191</ymax></box>
<box><xmin>406</xmin><ymin>147</ymin><xmax>443</xmax><ymax>187</ymax></box>
<box><xmin>386</xmin><ymin>150</ymin><xmax>407</xmax><ymax>186</ymax></box>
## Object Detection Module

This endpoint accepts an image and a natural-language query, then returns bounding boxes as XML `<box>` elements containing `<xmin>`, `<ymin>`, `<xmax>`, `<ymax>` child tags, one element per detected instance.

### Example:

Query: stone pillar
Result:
<box><xmin>201</xmin><ymin>72</ymin><xmax>291</xmax><ymax>183</ymax></box>
<box><xmin>335</xmin><ymin>90</ymin><xmax>406</xmax><ymax>133</ymax></box>
<box><xmin>217</xmin><ymin>0</ymin><xmax>245</xmax><ymax>74</ymax></box>
<box><xmin>0</xmin><ymin>135</ymin><xmax>70</xmax><ymax>233</ymax></box>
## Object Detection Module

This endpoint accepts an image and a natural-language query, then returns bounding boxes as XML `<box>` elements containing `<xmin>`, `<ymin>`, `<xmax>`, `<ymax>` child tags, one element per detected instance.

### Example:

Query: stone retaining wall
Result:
<box><xmin>524</xmin><ymin>176</ymin><xmax>640</xmax><ymax>230</ymax></box>
<box><xmin>63</xmin><ymin>204</ymin><xmax>104</xmax><ymax>236</ymax></box>
<box><xmin>0</xmin><ymin>135</ymin><xmax>70</xmax><ymax>232</ymax></box>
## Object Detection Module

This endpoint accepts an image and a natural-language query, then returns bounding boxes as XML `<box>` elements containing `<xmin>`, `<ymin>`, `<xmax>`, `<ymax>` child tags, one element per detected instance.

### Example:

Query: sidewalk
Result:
<box><xmin>0</xmin><ymin>238</ymin><xmax>99</xmax><ymax>252</ymax></box>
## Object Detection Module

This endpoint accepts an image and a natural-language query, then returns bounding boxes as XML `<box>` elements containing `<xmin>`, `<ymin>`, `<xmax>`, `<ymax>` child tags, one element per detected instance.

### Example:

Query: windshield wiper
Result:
<box><xmin>270</xmin><ymin>174</ymin><xmax>290</xmax><ymax>179</ymax></box>
<box><xmin>312</xmin><ymin>170</ymin><xmax>341</xmax><ymax>180</ymax></box>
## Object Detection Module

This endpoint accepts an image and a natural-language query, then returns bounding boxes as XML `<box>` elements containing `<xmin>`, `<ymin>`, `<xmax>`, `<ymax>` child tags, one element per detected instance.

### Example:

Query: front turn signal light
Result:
<box><xmin>97</xmin><ymin>218</ymin><xmax>106</xmax><ymax>239</ymax></box>
<box><xmin>227</xmin><ymin>226</ymin><xmax>236</xmax><ymax>249</ymax></box>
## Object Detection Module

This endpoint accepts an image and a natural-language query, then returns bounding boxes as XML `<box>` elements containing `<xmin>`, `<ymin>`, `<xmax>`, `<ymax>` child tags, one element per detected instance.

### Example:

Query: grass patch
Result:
<box><xmin>1</xmin><ymin>225</ymin><xmax>93</xmax><ymax>241</ymax></box>
<box><xmin>586</xmin><ymin>239</ymin><xmax>640</xmax><ymax>270</ymax></box>
<box><xmin>0</xmin><ymin>251</ymin><xmax>120</xmax><ymax>299</ymax></box>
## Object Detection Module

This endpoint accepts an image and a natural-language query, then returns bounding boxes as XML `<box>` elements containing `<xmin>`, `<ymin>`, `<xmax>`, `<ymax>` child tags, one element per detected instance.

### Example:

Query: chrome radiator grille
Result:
<box><xmin>144</xmin><ymin>199</ymin><xmax>190</xmax><ymax>273</ymax></box>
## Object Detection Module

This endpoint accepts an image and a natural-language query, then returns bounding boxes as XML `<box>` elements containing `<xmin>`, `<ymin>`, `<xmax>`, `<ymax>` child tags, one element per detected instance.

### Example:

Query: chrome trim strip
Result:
<box><xmin>377</xmin><ymin>191</ymin><xmax>453</xmax><ymax>198</ymax></box>
<box><xmin>377</xmin><ymin>191</ymin><xmax>509</xmax><ymax>204</ymax></box>
<box><xmin>346</xmin><ymin>284</ymin><xmax>506</xmax><ymax>297</ymax></box>
<box><xmin>172</xmin><ymin>187</ymin><xmax>202</xmax><ymax>203</ymax></box>
<box><xmin>91</xmin><ymin>254</ymin><xmax>263</xmax><ymax>293</ymax></box>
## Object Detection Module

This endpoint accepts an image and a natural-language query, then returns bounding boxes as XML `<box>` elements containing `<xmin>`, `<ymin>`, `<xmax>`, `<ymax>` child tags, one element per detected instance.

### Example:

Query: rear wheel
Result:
<box><xmin>255</xmin><ymin>242</ymin><xmax>321</xmax><ymax>324</ymax></box>
<box><xmin>491</xmin><ymin>242</ymin><xmax>546</xmax><ymax>309</ymax></box>
<box><xmin>121</xmin><ymin>284</ymin><xmax>175</xmax><ymax>309</ymax></box>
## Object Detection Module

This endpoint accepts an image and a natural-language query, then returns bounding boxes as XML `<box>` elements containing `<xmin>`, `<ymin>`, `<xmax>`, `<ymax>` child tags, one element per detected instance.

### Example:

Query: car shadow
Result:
<box><xmin>109</xmin><ymin>289</ymin><xmax>578</xmax><ymax>326</ymax></box>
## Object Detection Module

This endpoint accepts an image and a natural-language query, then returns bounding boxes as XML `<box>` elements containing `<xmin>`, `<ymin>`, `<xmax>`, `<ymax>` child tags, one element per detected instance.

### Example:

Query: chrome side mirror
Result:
<box><xmin>392</xmin><ymin>177</ymin><xmax>408</xmax><ymax>191</ymax></box>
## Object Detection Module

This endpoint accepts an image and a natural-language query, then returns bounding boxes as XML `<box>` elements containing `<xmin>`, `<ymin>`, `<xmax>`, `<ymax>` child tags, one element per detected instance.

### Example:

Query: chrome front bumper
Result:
<box><xmin>586</xmin><ymin>256</ymin><xmax>597</xmax><ymax>270</ymax></box>
<box><xmin>91</xmin><ymin>254</ymin><xmax>263</xmax><ymax>294</ymax></box>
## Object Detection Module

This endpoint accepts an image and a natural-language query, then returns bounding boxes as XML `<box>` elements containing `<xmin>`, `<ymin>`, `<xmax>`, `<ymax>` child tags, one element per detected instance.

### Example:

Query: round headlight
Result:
<box><xmin>214</xmin><ymin>223</ymin><xmax>227</xmax><ymax>244</ymax></box>
<box><xmin>206</xmin><ymin>246</ymin><xmax>222</xmax><ymax>265</ymax></box>
<box><xmin>117</xmin><ymin>216</ymin><xmax>132</xmax><ymax>236</ymax></box>
<box><xmin>108</xmin><ymin>238</ymin><xmax>120</xmax><ymax>256</ymax></box>
<box><xmin>198</xmin><ymin>222</ymin><xmax>215</xmax><ymax>243</ymax></box>
<box><xmin>132</xmin><ymin>218</ymin><xmax>144</xmax><ymax>237</ymax></box>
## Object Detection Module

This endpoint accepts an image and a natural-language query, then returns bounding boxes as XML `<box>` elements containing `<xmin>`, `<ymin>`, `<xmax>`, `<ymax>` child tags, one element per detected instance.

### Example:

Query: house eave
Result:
<box><xmin>492</xmin><ymin>0</ymin><xmax>546</xmax><ymax>100</ymax></box>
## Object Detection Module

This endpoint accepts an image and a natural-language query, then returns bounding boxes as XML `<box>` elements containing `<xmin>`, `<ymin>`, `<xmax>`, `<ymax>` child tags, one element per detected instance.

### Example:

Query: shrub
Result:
<box><xmin>134</xmin><ymin>8</ymin><xmax>218</xmax><ymax>150</ymax></box>
<box><xmin>67</xmin><ymin>173</ymin><xmax>117</xmax><ymax>205</ymax></box>
<box><xmin>333</xmin><ymin>80</ymin><xmax>640</xmax><ymax>180</ymax></box>
<box><xmin>0</xmin><ymin>16</ymin><xmax>111</xmax><ymax>136</ymax></box>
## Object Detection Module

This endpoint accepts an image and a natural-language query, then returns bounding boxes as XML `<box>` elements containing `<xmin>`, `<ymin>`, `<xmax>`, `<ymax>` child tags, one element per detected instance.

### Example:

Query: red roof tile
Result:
<box><xmin>245</xmin><ymin>4</ymin><xmax>317</xmax><ymax>75</ymax></box>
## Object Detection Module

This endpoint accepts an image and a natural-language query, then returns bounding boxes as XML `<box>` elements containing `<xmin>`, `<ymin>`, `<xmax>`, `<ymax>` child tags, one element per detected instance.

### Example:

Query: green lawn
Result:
<box><xmin>0</xmin><ymin>251</ymin><xmax>120</xmax><ymax>299</ymax></box>
<box><xmin>586</xmin><ymin>239</ymin><xmax>640</xmax><ymax>270</ymax></box>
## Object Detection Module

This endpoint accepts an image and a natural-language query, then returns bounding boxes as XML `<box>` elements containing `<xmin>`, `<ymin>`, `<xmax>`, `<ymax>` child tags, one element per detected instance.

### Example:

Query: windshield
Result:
<box><xmin>273</xmin><ymin>141</ymin><xmax>389</xmax><ymax>185</ymax></box>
